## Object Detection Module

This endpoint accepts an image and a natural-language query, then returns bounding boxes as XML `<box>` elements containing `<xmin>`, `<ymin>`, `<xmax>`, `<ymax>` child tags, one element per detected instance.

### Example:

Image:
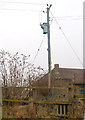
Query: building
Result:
<box><xmin>32</xmin><ymin>64</ymin><xmax>85</xmax><ymax>119</ymax></box>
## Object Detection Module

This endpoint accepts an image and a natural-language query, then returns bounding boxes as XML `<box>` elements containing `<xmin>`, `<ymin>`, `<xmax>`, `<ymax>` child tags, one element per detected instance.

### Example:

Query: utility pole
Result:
<box><xmin>40</xmin><ymin>4</ymin><xmax>52</xmax><ymax>88</ymax></box>
<box><xmin>47</xmin><ymin>4</ymin><xmax>52</xmax><ymax>88</ymax></box>
<box><xmin>47</xmin><ymin>4</ymin><xmax>51</xmax><ymax>73</ymax></box>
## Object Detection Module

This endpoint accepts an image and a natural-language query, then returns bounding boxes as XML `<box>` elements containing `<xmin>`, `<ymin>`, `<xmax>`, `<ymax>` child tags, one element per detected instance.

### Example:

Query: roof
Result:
<box><xmin>32</xmin><ymin>64</ymin><xmax>85</xmax><ymax>87</ymax></box>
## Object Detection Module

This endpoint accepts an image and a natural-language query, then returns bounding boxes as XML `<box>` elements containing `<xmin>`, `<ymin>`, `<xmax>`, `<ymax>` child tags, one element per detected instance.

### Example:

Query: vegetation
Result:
<box><xmin>0</xmin><ymin>50</ymin><xmax>47</xmax><ymax>119</ymax></box>
<box><xmin>0</xmin><ymin>50</ymin><xmax>84</xmax><ymax>119</ymax></box>
<box><xmin>0</xmin><ymin>50</ymin><xmax>46</xmax><ymax>87</ymax></box>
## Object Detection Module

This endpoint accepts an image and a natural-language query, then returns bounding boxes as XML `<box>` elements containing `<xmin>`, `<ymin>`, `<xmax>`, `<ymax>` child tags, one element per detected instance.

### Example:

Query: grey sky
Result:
<box><xmin>0</xmin><ymin>0</ymin><xmax>83</xmax><ymax>70</ymax></box>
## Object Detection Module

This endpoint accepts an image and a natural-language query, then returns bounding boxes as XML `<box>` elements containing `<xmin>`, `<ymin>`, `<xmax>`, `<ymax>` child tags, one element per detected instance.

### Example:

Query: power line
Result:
<box><xmin>0</xmin><ymin>1</ymin><xmax>45</xmax><ymax>5</ymax></box>
<box><xmin>0</xmin><ymin>8</ymin><xmax>42</xmax><ymax>11</ymax></box>
<box><xmin>54</xmin><ymin>16</ymin><xmax>84</xmax><ymax>21</ymax></box>
<box><xmin>55</xmin><ymin>15</ymin><xmax>83</xmax><ymax>18</ymax></box>
<box><xmin>32</xmin><ymin>35</ymin><xmax>45</xmax><ymax>64</ymax></box>
<box><xmin>50</xmin><ymin>11</ymin><xmax>83</xmax><ymax>67</ymax></box>
<box><xmin>0</xmin><ymin>8</ymin><xmax>44</xmax><ymax>12</ymax></box>
<box><xmin>55</xmin><ymin>17</ymin><xmax>83</xmax><ymax>21</ymax></box>
<box><xmin>0</xmin><ymin>8</ymin><xmax>25</xmax><ymax>11</ymax></box>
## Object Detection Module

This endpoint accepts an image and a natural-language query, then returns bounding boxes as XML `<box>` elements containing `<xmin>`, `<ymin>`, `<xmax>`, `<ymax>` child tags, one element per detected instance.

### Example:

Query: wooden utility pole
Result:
<box><xmin>40</xmin><ymin>4</ymin><xmax>52</xmax><ymax>88</ymax></box>
<box><xmin>47</xmin><ymin>4</ymin><xmax>52</xmax><ymax>88</ymax></box>
<box><xmin>47</xmin><ymin>4</ymin><xmax>52</xmax><ymax>73</ymax></box>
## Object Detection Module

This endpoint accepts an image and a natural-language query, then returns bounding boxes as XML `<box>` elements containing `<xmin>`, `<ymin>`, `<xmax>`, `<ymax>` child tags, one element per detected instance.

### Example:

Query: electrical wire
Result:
<box><xmin>0</xmin><ymin>8</ymin><xmax>44</xmax><ymax>12</ymax></box>
<box><xmin>0</xmin><ymin>1</ymin><xmax>45</xmax><ymax>5</ymax></box>
<box><xmin>50</xmin><ymin>11</ymin><xmax>83</xmax><ymax>67</ymax></box>
<box><xmin>32</xmin><ymin>35</ymin><xmax>45</xmax><ymax>64</ymax></box>
<box><xmin>0</xmin><ymin>8</ymin><xmax>25</xmax><ymax>11</ymax></box>
<box><xmin>54</xmin><ymin>16</ymin><xmax>84</xmax><ymax>21</ymax></box>
<box><xmin>0</xmin><ymin>1</ymin><xmax>46</xmax><ymax>12</ymax></box>
<box><xmin>55</xmin><ymin>15</ymin><xmax>83</xmax><ymax>18</ymax></box>
<box><xmin>55</xmin><ymin>17</ymin><xmax>83</xmax><ymax>21</ymax></box>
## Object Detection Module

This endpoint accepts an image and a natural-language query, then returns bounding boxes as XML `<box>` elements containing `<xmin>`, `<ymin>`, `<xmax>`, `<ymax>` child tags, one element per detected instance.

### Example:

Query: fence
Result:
<box><xmin>2</xmin><ymin>85</ymin><xmax>85</xmax><ymax>119</ymax></box>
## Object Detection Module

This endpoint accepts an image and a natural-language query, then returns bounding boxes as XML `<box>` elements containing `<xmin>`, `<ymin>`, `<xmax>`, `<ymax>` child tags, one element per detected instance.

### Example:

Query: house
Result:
<box><xmin>32</xmin><ymin>64</ymin><xmax>85</xmax><ymax>118</ymax></box>
<box><xmin>32</xmin><ymin>64</ymin><xmax>84</xmax><ymax>98</ymax></box>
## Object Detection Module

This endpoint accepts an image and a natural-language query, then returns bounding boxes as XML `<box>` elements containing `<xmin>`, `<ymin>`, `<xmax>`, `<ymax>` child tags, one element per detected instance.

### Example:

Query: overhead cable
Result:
<box><xmin>0</xmin><ymin>1</ymin><xmax>45</xmax><ymax>5</ymax></box>
<box><xmin>0</xmin><ymin>8</ymin><xmax>25</xmax><ymax>11</ymax></box>
<box><xmin>50</xmin><ymin>11</ymin><xmax>83</xmax><ymax>67</ymax></box>
<box><xmin>32</xmin><ymin>35</ymin><xmax>45</xmax><ymax>64</ymax></box>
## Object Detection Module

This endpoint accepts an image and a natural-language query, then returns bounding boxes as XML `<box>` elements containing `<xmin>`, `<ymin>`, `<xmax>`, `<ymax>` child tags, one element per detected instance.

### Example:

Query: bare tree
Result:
<box><xmin>0</xmin><ymin>50</ymin><xmax>46</xmax><ymax>87</ymax></box>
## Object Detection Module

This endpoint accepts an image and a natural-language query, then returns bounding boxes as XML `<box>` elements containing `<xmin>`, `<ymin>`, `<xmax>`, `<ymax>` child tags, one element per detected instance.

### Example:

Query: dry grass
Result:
<box><xmin>37</xmin><ymin>105</ymin><xmax>48</xmax><ymax>117</ymax></box>
<box><xmin>3</xmin><ymin>103</ymin><xmax>35</xmax><ymax>118</ymax></box>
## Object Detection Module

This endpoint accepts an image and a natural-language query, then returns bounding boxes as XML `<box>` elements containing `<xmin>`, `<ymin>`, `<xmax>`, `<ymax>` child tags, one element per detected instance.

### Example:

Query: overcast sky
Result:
<box><xmin>0</xmin><ymin>0</ymin><xmax>84</xmax><ymax>70</ymax></box>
